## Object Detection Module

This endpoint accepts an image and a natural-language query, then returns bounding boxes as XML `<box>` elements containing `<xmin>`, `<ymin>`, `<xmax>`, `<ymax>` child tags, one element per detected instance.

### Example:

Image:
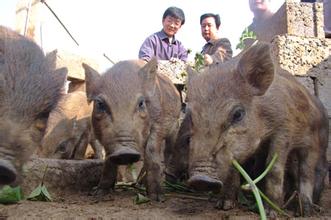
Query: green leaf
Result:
<box><xmin>134</xmin><ymin>193</ymin><xmax>150</xmax><ymax>205</ymax></box>
<box><xmin>27</xmin><ymin>184</ymin><xmax>52</xmax><ymax>202</ymax></box>
<box><xmin>236</xmin><ymin>27</ymin><xmax>257</xmax><ymax>50</ymax></box>
<box><xmin>127</xmin><ymin>164</ymin><xmax>137</xmax><ymax>182</ymax></box>
<box><xmin>41</xmin><ymin>185</ymin><xmax>52</xmax><ymax>201</ymax></box>
<box><xmin>194</xmin><ymin>52</ymin><xmax>205</xmax><ymax>71</ymax></box>
<box><xmin>0</xmin><ymin>185</ymin><xmax>22</xmax><ymax>204</ymax></box>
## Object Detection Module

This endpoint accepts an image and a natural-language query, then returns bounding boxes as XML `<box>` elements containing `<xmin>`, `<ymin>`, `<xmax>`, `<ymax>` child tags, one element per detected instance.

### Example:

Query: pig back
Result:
<box><xmin>260</xmin><ymin>70</ymin><xmax>328</xmax><ymax>140</ymax></box>
<box><xmin>0</xmin><ymin>26</ymin><xmax>67</xmax><ymax>184</ymax></box>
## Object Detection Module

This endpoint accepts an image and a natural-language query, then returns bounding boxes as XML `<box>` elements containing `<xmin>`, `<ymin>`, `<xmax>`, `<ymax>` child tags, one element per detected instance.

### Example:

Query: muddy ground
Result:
<box><xmin>0</xmin><ymin>181</ymin><xmax>330</xmax><ymax>219</ymax></box>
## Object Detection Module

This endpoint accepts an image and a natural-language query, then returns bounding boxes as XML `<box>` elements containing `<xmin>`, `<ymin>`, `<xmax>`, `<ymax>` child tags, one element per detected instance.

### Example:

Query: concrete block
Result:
<box><xmin>271</xmin><ymin>35</ymin><xmax>329</xmax><ymax>76</ymax></box>
<box><xmin>254</xmin><ymin>1</ymin><xmax>324</xmax><ymax>43</ymax></box>
<box><xmin>55</xmin><ymin>50</ymin><xmax>99</xmax><ymax>81</ymax></box>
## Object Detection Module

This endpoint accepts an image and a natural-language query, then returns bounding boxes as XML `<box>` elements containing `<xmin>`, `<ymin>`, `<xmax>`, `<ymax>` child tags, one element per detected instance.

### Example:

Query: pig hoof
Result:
<box><xmin>164</xmin><ymin>171</ymin><xmax>179</xmax><ymax>184</ymax></box>
<box><xmin>109</xmin><ymin>147</ymin><xmax>140</xmax><ymax>165</ymax></box>
<box><xmin>0</xmin><ymin>160</ymin><xmax>17</xmax><ymax>185</ymax></box>
<box><xmin>214</xmin><ymin>199</ymin><xmax>236</xmax><ymax>210</ymax></box>
<box><xmin>188</xmin><ymin>175</ymin><xmax>223</xmax><ymax>192</ymax></box>
<box><xmin>149</xmin><ymin>193</ymin><xmax>164</xmax><ymax>202</ymax></box>
<box><xmin>300</xmin><ymin>194</ymin><xmax>314</xmax><ymax>217</ymax></box>
<box><xmin>265</xmin><ymin>207</ymin><xmax>278</xmax><ymax>219</ymax></box>
<box><xmin>90</xmin><ymin>186</ymin><xmax>112</xmax><ymax>197</ymax></box>
<box><xmin>223</xmin><ymin>200</ymin><xmax>236</xmax><ymax>210</ymax></box>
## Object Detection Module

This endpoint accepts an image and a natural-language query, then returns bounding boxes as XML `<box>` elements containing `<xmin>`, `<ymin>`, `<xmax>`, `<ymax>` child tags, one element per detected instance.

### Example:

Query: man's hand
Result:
<box><xmin>204</xmin><ymin>54</ymin><xmax>213</xmax><ymax>65</ymax></box>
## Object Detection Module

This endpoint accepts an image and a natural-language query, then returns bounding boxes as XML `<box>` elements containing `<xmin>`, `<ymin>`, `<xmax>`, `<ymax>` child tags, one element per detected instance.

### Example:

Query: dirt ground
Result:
<box><xmin>0</xmin><ymin>181</ymin><xmax>330</xmax><ymax>220</ymax></box>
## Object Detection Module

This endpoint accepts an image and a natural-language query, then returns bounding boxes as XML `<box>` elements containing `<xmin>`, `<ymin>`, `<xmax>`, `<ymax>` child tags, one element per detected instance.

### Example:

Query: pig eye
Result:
<box><xmin>56</xmin><ymin>141</ymin><xmax>68</xmax><ymax>153</ymax></box>
<box><xmin>137</xmin><ymin>97</ymin><xmax>146</xmax><ymax>112</ymax></box>
<box><xmin>231</xmin><ymin>106</ymin><xmax>245</xmax><ymax>124</ymax></box>
<box><xmin>95</xmin><ymin>99</ymin><xmax>108</xmax><ymax>113</ymax></box>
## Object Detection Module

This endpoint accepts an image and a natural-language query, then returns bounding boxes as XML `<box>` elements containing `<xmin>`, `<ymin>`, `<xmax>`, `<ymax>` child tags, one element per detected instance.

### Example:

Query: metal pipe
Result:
<box><xmin>40</xmin><ymin>0</ymin><xmax>79</xmax><ymax>46</ymax></box>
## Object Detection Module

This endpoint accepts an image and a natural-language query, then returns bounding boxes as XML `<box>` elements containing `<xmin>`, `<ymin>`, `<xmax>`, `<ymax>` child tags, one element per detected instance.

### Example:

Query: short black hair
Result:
<box><xmin>200</xmin><ymin>13</ymin><xmax>221</xmax><ymax>29</ymax></box>
<box><xmin>163</xmin><ymin>7</ymin><xmax>185</xmax><ymax>25</ymax></box>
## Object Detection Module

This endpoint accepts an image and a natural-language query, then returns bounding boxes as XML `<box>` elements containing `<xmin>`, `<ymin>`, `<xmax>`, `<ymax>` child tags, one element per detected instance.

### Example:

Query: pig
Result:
<box><xmin>0</xmin><ymin>26</ymin><xmax>67</xmax><ymax>185</ymax></box>
<box><xmin>38</xmin><ymin>91</ymin><xmax>104</xmax><ymax>159</ymax></box>
<box><xmin>181</xmin><ymin>42</ymin><xmax>328</xmax><ymax>216</ymax></box>
<box><xmin>82</xmin><ymin>58</ymin><xmax>181</xmax><ymax>200</ymax></box>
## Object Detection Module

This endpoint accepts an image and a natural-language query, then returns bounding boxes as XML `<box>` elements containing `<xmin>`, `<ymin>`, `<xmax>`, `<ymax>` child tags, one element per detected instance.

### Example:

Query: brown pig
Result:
<box><xmin>0</xmin><ymin>26</ymin><xmax>67</xmax><ymax>185</ymax></box>
<box><xmin>38</xmin><ymin>91</ymin><xmax>103</xmax><ymax>159</ymax></box>
<box><xmin>183</xmin><ymin>42</ymin><xmax>328</xmax><ymax>216</ymax></box>
<box><xmin>82</xmin><ymin>58</ymin><xmax>181</xmax><ymax>200</ymax></box>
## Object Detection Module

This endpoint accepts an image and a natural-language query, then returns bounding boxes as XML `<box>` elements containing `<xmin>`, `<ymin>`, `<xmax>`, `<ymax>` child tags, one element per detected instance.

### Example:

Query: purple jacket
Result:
<box><xmin>138</xmin><ymin>30</ymin><xmax>188</xmax><ymax>62</ymax></box>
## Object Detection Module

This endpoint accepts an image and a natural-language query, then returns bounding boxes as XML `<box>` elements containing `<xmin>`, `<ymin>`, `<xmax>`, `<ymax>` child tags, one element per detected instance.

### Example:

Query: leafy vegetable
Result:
<box><xmin>236</xmin><ymin>27</ymin><xmax>257</xmax><ymax>50</ymax></box>
<box><xmin>27</xmin><ymin>184</ymin><xmax>52</xmax><ymax>202</ymax></box>
<box><xmin>0</xmin><ymin>185</ymin><xmax>22</xmax><ymax>204</ymax></box>
<box><xmin>194</xmin><ymin>52</ymin><xmax>205</xmax><ymax>71</ymax></box>
<box><xmin>134</xmin><ymin>193</ymin><xmax>150</xmax><ymax>205</ymax></box>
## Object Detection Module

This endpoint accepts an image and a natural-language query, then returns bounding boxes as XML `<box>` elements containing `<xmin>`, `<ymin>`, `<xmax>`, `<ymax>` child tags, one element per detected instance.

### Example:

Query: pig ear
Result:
<box><xmin>82</xmin><ymin>63</ymin><xmax>100</xmax><ymax>102</ymax></box>
<box><xmin>139</xmin><ymin>57</ymin><xmax>158</xmax><ymax>83</ymax></box>
<box><xmin>237</xmin><ymin>42</ymin><xmax>274</xmax><ymax>96</ymax></box>
<box><xmin>45</xmin><ymin>49</ymin><xmax>57</xmax><ymax>69</ymax></box>
<box><xmin>53</xmin><ymin>67</ymin><xmax>68</xmax><ymax>89</ymax></box>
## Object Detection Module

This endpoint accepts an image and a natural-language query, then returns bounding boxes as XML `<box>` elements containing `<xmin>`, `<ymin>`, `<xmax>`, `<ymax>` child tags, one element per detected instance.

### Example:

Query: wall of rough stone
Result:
<box><xmin>264</xmin><ymin>2</ymin><xmax>331</xmax><ymax>163</ymax></box>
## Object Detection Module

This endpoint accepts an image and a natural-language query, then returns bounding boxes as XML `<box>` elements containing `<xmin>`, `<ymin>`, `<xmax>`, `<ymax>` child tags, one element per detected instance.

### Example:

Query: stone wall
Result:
<box><xmin>262</xmin><ymin>1</ymin><xmax>331</xmax><ymax>164</ymax></box>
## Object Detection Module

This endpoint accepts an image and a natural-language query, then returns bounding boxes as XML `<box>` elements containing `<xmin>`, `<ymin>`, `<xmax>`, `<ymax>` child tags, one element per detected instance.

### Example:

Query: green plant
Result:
<box><xmin>232</xmin><ymin>153</ymin><xmax>290</xmax><ymax>219</ymax></box>
<box><xmin>0</xmin><ymin>185</ymin><xmax>22</xmax><ymax>204</ymax></box>
<box><xmin>194</xmin><ymin>52</ymin><xmax>205</xmax><ymax>71</ymax></box>
<box><xmin>236</xmin><ymin>27</ymin><xmax>257</xmax><ymax>50</ymax></box>
<box><xmin>27</xmin><ymin>165</ymin><xmax>52</xmax><ymax>202</ymax></box>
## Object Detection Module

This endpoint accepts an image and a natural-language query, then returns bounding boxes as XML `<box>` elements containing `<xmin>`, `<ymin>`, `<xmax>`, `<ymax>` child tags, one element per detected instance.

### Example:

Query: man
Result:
<box><xmin>138</xmin><ymin>6</ymin><xmax>188</xmax><ymax>62</ymax></box>
<box><xmin>248</xmin><ymin>0</ymin><xmax>274</xmax><ymax>32</ymax></box>
<box><xmin>237</xmin><ymin>0</ymin><xmax>274</xmax><ymax>50</ymax></box>
<box><xmin>200</xmin><ymin>13</ymin><xmax>233</xmax><ymax>65</ymax></box>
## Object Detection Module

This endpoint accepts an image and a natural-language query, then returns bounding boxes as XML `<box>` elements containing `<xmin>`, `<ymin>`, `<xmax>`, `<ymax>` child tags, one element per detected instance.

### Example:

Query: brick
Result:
<box><xmin>254</xmin><ymin>1</ymin><xmax>324</xmax><ymax>42</ymax></box>
<box><xmin>55</xmin><ymin>50</ymin><xmax>99</xmax><ymax>81</ymax></box>
<box><xmin>271</xmin><ymin>35</ymin><xmax>329</xmax><ymax>76</ymax></box>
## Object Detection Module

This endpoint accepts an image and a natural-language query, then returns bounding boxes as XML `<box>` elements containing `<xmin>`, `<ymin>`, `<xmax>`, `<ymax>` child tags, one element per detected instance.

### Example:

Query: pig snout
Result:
<box><xmin>109</xmin><ymin>147</ymin><xmax>140</xmax><ymax>165</ymax></box>
<box><xmin>0</xmin><ymin>159</ymin><xmax>17</xmax><ymax>185</ymax></box>
<box><xmin>188</xmin><ymin>175</ymin><xmax>223</xmax><ymax>192</ymax></box>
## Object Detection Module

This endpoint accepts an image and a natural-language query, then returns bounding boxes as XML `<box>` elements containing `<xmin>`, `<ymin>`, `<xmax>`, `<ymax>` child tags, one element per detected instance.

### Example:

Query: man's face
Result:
<box><xmin>200</xmin><ymin>17</ymin><xmax>218</xmax><ymax>42</ymax></box>
<box><xmin>249</xmin><ymin>0</ymin><xmax>270</xmax><ymax>13</ymax></box>
<box><xmin>162</xmin><ymin>16</ymin><xmax>182</xmax><ymax>37</ymax></box>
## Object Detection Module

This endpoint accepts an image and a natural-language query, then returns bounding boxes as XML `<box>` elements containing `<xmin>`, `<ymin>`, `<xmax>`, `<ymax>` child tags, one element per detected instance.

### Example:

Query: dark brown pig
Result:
<box><xmin>184</xmin><ymin>42</ymin><xmax>328</xmax><ymax>216</ymax></box>
<box><xmin>0</xmin><ymin>26</ymin><xmax>67</xmax><ymax>185</ymax></box>
<box><xmin>38</xmin><ymin>91</ymin><xmax>103</xmax><ymax>159</ymax></box>
<box><xmin>83</xmin><ymin>58</ymin><xmax>181</xmax><ymax>200</ymax></box>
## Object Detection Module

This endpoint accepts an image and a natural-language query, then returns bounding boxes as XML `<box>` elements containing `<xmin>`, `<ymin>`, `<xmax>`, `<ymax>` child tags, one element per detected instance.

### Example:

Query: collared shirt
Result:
<box><xmin>201</xmin><ymin>38</ymin><xmax>233</xmax><ymax>63</ymax></box>
<box><xmin>138</xmin><ymin>30</ymin><xmax>188</xmax><ymax>62</ymax></box>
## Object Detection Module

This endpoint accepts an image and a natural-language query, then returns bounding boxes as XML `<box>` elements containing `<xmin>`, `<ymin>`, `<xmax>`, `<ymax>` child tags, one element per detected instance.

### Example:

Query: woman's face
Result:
<box><xmin>162</xmin><ymin>16</ymin><xmax>182</xmax><ymax>37</ymax></box>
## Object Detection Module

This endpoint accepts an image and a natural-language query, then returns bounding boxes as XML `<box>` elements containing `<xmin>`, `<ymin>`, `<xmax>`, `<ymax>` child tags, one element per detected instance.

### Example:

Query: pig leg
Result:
<box><xmin>216</xmin><ymin>168</ymin><xmax>240</xmax><ymax>210</ymax></box>
<box><xmin>94</xmin><ymin>157</ymin><xmax>118</xmax><ymax>195</ymax></box>
<box><xmin>144</xmin><ymin>130</ymin><xmax>163</xmax><ymax>201</ymax></box>
<box><xmin>165</xmin><ymin>113</ymin><xmax>190</xmax><ymax>182</ymax></box>
<box><xmin>90</xmin><ymin>138</ymin><xmax>104</xmax><ymax>159</ymax></box>
<box><xmin>297</xmin><ymin>148</ymin><xmax>319</xmax><ymax>216</ymax></box>
<box><xmin>264</xmin><ymin>142</ymin><xmax>289</xmax><ymax>216</ymax></box>
<box><xmin>74</xmin><ymin>131</ymin><xmax>89</xmax><ymax>159</ymax></box>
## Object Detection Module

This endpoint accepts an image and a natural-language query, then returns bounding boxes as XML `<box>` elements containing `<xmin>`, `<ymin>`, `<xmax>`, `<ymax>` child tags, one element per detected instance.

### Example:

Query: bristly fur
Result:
<box><xmin>0</xmin><ymin>26</ymin><xmax>67</xmax><ymax>120</ymax></box>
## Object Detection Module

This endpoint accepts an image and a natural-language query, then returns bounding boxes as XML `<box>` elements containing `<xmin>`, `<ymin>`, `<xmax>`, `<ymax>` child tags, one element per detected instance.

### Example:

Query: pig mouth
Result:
<box><xmin>109</xmin><ymin>147</ymin><xmax>141</xmax><ymax>165</ymax></box>
<box><xmin>187</xmin><ymin>175</ymin><xmax>223</xmax><ymax>192</ymax></box>
<box><xmin>0</xmin><ymin>159</ymin><xmax>17</xmax><ymax>185</ymax></box>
